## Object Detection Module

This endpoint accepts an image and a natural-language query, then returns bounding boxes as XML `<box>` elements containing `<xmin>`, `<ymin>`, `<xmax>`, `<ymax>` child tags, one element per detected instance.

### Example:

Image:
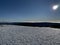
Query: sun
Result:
<box><xmin>52</xmin><ymin>5</ymin><xmax>59</xmax><ymax>10</ymax></box>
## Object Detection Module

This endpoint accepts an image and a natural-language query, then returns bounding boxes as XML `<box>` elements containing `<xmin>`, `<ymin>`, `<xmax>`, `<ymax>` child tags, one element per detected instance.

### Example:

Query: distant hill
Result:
<box><xmin>0</xmin><ymin>22</ymin><xmax>60</xmax><ymax>28</ymax></box>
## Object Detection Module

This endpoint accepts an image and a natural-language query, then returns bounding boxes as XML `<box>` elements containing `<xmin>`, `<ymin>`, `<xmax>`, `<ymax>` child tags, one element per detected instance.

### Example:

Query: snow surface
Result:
<box><xmin>0</xmin><ymin>25</ymin><xmax>60</xmax><ymax>45</ymax></box>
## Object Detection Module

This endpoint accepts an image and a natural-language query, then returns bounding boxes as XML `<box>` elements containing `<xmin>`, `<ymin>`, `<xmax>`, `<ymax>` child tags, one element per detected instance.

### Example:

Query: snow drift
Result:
<box><xmin>0</xmin><ymin>25</ymin><xmax>60</xmax><ymax>45</ymax></box>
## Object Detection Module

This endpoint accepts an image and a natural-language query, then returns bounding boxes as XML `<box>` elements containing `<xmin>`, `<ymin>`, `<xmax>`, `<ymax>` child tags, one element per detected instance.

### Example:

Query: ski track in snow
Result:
<box><xmin>0</xmin><ymin>25</ymin><xmax>60</xmax><ymax>45</ymax></box>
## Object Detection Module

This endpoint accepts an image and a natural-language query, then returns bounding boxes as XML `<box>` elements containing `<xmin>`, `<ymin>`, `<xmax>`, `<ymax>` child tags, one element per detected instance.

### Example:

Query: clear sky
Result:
<box><xmin>0</xmin><ymin>0</ymin><xmax>60</xmax><ymax>22</ymax></box>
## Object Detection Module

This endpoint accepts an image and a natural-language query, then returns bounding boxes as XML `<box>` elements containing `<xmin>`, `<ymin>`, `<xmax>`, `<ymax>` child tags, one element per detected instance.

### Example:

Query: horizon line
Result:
<box><xmin>0</xmin><ymin>20</ymin><xmax>60</xmax><ymax>23</ymax></box>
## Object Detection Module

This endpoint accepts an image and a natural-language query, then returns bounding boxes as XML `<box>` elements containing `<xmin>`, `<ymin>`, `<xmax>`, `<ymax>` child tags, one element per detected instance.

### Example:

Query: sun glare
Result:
<box><xmin>52</xmin><ymin>5</ymin><xmax>59</xmax><ymax>10</ymax></box>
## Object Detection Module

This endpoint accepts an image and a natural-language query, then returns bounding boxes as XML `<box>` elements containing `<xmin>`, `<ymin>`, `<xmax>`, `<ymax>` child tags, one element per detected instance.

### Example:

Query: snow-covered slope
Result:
<box><xmin>0</xmin><ymin>25</ymin><xmax>60</xmax><ymax>45</ymax></box>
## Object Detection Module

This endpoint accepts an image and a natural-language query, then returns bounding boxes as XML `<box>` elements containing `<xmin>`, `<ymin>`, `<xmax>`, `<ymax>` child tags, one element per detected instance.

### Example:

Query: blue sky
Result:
<box><xmin>0</xmin><ymin>0</ymin><xmax>60</xmax><ymax>22</ymax></box>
